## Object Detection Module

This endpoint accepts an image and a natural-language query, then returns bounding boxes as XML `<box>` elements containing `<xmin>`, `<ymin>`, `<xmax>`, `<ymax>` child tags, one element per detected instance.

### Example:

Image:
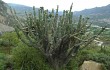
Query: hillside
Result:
<box><xmin>0</xmin><ymin>0</ymin><xmax>39</xmax><ymax>32</ymax></box>
<box><xmin>8</xmin><ymin>3</ymin><xmax>110</xmax><ymax>27</ymax></box>
<box><xmin>74</xmin><ymin>4</ymin><xmax>110</xmax><ymax>27</ymax></box>
<box><xmin>8</xmin><ymin>3</ymin><xmax>39</xmax><ymax>17</ymax></box>
<box><xmin>1</xmin><ymin>0</ymin><xmax>110</xmax><ymax>28</ymax></box>
<box><xmin>0</xmin><ymin>0</ymin><xmax>8</xmax><ymax>23</ymax></box>
<box><xmin>0</xmin><ymin>0</ymin><xmax>15</xmax><ymax>27</ymax></box>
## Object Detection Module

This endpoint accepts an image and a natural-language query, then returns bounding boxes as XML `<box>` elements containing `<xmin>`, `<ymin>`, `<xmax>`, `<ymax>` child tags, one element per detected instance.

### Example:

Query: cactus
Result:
<box><xmin>11</xmin><ymin>3</ymin><xmax>105</xmax><ymax>70</ymax></box>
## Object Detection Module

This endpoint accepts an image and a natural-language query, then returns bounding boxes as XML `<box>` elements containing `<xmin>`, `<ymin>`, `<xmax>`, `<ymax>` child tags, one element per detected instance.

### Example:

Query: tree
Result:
<box><xmin>11</xmin><ymin>3</ymin><xmax>105</xmax><ymax>70</ymax></box>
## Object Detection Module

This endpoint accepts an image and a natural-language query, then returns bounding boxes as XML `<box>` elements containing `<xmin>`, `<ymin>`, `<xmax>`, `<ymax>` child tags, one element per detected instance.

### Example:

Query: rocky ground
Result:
<box><xmin>0</xmin><ymin>23</ymin><xmax>14</xmax><ymax>32</ymax></box>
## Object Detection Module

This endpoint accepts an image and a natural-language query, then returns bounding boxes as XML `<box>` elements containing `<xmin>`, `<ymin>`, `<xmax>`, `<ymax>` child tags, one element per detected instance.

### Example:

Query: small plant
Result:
<box><xmin>68</xmin><ymin>48</ymin><xmax>109</xmax><ymax>70</ymax></box>
<box><xmin>12</xmin><ymin>45</ymin><xmax>51</xmax><ymax>70</ymax></box>
<box><xmin>0</xmin><ymin>53</ymin><xmax>7</xmax><ymax>70</ymax></box>
<box><xmin>0</xmin><ymin>32</ymin><xmax>20</xmax><ymax>47</ymax></box>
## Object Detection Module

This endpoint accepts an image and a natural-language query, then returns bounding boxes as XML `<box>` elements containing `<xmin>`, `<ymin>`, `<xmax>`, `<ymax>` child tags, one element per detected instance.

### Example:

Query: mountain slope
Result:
<box><xmin>3</xmin><ymin>1</ymin><xmax>110</xmax><ymax>28</ymax></box>
<box><xmin>0</xmin><ymin>0</ymin><xmax>16</xmax><ymax>32</ymax></box>
<box><xmin>0</xmin><ymin>0</ymin><xmax>16</xmax><ymax>27</ymax></box>
<box><xmin>74</xmin><ymin>4</ymin><xmax>110</xmax><ymax>27</ymax></box>
<box><xmin>0</xmin><ymin>0</ymin><xmax>8</xmax><ymax>23</ymax></box>
<box><xmin>74</xmin><ymin>4</ymin><xmax>110</xmax><ymax>16</ymax></box>
<box><xmin>8</xmin><ymin>3</ymin><xmax>39</xmax><ymax>17</ymax></box>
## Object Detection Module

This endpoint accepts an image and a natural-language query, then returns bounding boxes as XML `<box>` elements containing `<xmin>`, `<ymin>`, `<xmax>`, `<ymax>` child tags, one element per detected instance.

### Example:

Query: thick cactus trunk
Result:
<box><xmin>53</xmin><ymin>61</ymin><xmax>61</xmax><ymax>70</ymax></box>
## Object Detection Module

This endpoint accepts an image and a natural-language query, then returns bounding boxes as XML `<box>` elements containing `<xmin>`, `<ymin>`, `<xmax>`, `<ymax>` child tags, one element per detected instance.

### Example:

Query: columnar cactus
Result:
<box><xmin>11</xmin><ymin>3</ymin><xmax>105</xmax><ymax>70</ymax></box>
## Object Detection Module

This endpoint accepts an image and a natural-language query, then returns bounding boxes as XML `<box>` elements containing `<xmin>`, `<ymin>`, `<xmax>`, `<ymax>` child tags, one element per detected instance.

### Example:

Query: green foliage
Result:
<box><xmin>90</xmin><ymin>52</ymin><xmax>110</xmax><ymax>70</ymax></box>
<box><xmin>0</xmin><ymin>53</ymin><xmax>6</xmax><ymax>70</ymax></box>
<box><xmin>0</xmin><ymin>46</ymin><xmax>12</xmax><ymax>54</ymax></box>
<box><xmin>12</xmin><ymin>46</ymin><xmax>51</xmax><ymax>70</ymax></box>
<box><xmin>0</xmin><ymin>32</ymin><xmax>19</xmax><ymax>54</ymax></box>
<box><xmin>0</xmin><ymin>53</ymin><xmax>13</xmax><ymax>70</ymax></box>
<box><xmin>0</xmin><ymin>32</ymin><xmax>20</xmax><ymax>47</ymax></box>
<box><xmin>66</xmin><ymin>47</ymin><xmax>110</xmax><ymax>70</ymax></box>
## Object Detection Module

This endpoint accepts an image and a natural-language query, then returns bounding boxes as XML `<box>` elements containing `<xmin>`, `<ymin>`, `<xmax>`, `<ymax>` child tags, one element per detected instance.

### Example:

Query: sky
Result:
<box><xmin>2</xmin><ymin>0</ymin><xmax>110</xmax><ymax>11</ymax></box>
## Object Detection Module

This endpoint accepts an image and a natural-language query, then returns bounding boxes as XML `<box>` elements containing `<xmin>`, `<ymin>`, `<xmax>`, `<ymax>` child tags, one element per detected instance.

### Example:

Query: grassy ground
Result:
<box><xmin>0</xmin><ymin>46</ymin><xmax>12</xmax><ymax>54</ymax></box>
<box><xmin>0</xmin><ymin>32</ymin><xmax>110</xmax><ymax>70</ymax></box>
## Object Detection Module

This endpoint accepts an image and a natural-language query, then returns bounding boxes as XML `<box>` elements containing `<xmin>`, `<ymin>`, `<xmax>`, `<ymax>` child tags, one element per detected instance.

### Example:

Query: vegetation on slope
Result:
<box><xmin>74</xmin><ymin>4</ymin><xmax>110</xmax><ymax>27</ymax></box>
<box><xmin>0</xmin><ymin>0</ymin><xmax>110</xmax><ymax>70</ymax></box>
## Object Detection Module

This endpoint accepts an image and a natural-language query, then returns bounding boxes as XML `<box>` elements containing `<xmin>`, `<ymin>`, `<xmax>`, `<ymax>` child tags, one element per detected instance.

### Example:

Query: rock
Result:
<box><xmin>0</xmin><ymin>23</ymin><xmax>14</xmax><ymax>32</ymax></box>
<box><xmin>80</xmin><ymin>60</ymin><xmax>104</xmax><ymax>70</ymax></box>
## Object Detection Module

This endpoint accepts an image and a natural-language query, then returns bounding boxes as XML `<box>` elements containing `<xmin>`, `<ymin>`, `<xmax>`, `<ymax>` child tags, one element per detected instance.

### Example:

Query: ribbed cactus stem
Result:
<box><xmin>13</xmin><ymin>3</ymin><xmax>105</xmax><ymax>70</ymax></box>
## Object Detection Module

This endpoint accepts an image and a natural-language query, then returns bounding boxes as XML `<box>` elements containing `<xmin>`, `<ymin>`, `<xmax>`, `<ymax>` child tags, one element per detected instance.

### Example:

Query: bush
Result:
<box><xmin>90</xmin><ymin>53</ymin><xmax>110</xmax><ymax>70</ymax></box>
<box><xmin>0</xmin><ymin>32</ymin><xmax>20</xmax><ymax>47</ymax></box>
<box><xmin>0</xmin><ymin>53</ymin><xmax>7</xmax><ymax>70</ymax></box>
<box><xmin>66</xmin><ymin>48</ymin><xmax>109</xmax><ymax>70</ymax></box>
<box><xmin>12</xmin><ymin>45</ymin><xmax>51</xmax><ymax>70</ymax></box>
<box><xmin>0</xmin><ymin>39</ymin><xmax>2</xmax><ymax>46</ymax></box>
<box><xmin>80</xmin><ymin>49</ymin><xmax>110</xmax><ymax>70</ymax></box>
<box><xmin>1</xmin><ymin>40</ymin><xmax>11</xmax><ymax>47</ymax></box>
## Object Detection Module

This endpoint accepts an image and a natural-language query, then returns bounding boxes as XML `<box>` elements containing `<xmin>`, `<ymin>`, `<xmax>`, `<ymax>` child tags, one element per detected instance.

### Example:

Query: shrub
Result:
<box><xmin>12</xmin><ymin>45</ymin><xmax>51</xmax><ymax>70</ymax></box>
<box><xmin>1</xmin><ymin>40</ymin><xmax>11</xmax><ymax>47</ymax></box>
<box><xmin>0</xmin><ymin>39</ymin><xmax>2</xmax><ymax>46</ymax></box>
<box><xmin>90</xmin><ymin>53</ymin><xmax>110</xmax><ymax>70</ymax></box>
<box><xmin>0</xmin><ymin>53</ymin><xmax>7</xmax><ymax>70</ymax></box>
<box><xmin>66</xmin><ymin>48</ymin><xmax>109</xmax><ymax>70</ymax></box>
<box><xmin>0</xmin><ymin>32</ymin><xmax>20</xmax><ymax>47</ymax></box>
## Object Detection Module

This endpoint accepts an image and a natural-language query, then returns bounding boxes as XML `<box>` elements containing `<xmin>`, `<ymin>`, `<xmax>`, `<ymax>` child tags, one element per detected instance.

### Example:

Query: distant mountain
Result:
<box><xmin>8</xmin><ymin>3</ymin><xmax>39</xmax><ymax>17</ymax></box>
<box><xmin>1</xmin><ymin>0</ymin><xmax>110</xmax><ymax>28</ymax></box>
<box><xmin>74</xmin><ymin>4</ymin><xmax>110</xmax><ymax>27</ymax></box>
<box><xmin>8</xmin><ymin>3</ymin><xmax>65</xmax><ymax>16</ymax></box>
<box><xmin>74</xmin><ymin>4</ymin><xmax>110</xmax><ymax>16</ymax></box>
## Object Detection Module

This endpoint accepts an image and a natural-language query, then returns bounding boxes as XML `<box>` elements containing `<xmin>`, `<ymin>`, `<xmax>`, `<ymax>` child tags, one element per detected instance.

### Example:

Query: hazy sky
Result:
<box><xmin>2</xmin><ymin>0</ymin><xmax>110</xmax><ymax>11</ymax></box>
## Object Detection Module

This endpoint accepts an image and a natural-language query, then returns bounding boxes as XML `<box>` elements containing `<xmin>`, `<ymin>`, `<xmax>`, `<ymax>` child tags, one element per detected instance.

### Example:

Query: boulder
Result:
<box><xmin>80</xmin><ymin>60</ymin><xmax>104</xmax><ymax>70</ymax></box>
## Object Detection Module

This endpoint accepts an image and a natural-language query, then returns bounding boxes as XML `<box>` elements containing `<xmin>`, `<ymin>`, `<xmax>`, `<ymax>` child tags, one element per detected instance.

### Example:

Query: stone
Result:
<box><xmin>80</xmin><ymin>60</ymin><xmax>104</xmax><ymax>70</ymax></box>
